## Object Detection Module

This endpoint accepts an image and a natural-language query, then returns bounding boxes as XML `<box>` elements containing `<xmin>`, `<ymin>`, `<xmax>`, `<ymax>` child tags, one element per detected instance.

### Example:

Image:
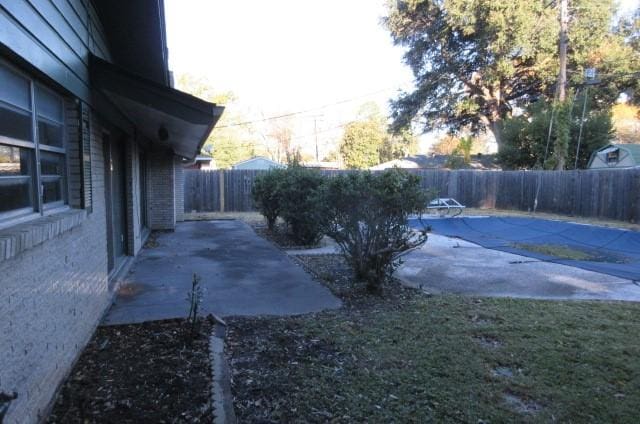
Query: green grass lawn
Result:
<box><xmin>227</xmin><ymin>260</ymin><xmax>640</xmax><ymax>422</ymax></box>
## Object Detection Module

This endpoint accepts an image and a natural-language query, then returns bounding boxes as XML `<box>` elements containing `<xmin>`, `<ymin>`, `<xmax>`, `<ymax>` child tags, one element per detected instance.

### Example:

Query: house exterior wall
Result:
<box><xmin>0</xmin><ymin>112</ymin><xmax>110</xmax><ymax>424</ymax></box>
<box><xmin>590</xmin><ymin>153</ymin><xmax>637</xmax><ymax>169</ymax></box>
<box><xmin>147</xmin><ymin>149</ymin><xmax>176</xmax><ymax>230</ymax></box>
<box><xmin>175</xmin><ymin>157</ymin><xmax>185</xmax><ymax>222</ymax></box>
<box><xmin>0</xmin><ymin>2</ymin><xmax>196</xmax><ymax>421</ymax></box>
<box><xmin>0</xmin><ymin>0</ymin><xmax>111</xmax><ymax>103</ymax></box>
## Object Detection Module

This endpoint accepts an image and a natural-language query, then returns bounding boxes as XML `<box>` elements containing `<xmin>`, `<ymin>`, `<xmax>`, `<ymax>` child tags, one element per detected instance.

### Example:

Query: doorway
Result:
<box><xmin>104</xmin><ymin>133</ymin><xmax>128</xmax><ymax>276</ymax></box>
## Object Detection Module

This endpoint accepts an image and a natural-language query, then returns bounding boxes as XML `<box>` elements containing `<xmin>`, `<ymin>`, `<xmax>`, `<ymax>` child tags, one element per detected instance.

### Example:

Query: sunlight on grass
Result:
<box><xmin>512</xmin><ymin>243</ymin><xmax>598</xmax><ymax>261</ymax></box>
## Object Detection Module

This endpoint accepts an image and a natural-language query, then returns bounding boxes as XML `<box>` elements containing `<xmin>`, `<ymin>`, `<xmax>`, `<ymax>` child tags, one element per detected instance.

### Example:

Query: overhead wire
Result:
<box><xmin>213</xmin><ymin>87</ymin><xmax>402</xmax><ymax>129</ymax></box>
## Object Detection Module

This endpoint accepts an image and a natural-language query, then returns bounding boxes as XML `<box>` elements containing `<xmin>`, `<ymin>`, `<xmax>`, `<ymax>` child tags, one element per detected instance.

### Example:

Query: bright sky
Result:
<box><xmin>165</xmin><ymin>0</ymin><xmax>640</xmax><ymax>157</ymax></box>
<box><xmin>165</xmin><ymin>0</ymin><xmax>412</xmax><ymax>117</ymax></box>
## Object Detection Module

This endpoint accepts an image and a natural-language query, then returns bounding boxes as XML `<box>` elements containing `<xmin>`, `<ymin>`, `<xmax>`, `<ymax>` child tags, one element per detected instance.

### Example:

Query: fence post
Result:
<box><xmin>219</xmin><ymin>170</ymin><xmax>225</xmax><ymax>212</ymax></box>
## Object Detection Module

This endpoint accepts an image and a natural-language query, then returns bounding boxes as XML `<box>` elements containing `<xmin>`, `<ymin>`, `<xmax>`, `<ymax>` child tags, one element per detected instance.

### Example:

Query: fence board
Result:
<box><xmin>183</xmin><ymin>168</ymin><xmax>640</xmax><ymax>223</ymax></box>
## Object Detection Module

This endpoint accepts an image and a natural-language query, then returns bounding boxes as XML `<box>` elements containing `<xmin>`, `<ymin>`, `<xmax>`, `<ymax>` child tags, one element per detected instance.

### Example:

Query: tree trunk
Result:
<box><xmin>488</xmin><ymin>119</ymin><xmax>503</xmax><ymax>150</ymax></box>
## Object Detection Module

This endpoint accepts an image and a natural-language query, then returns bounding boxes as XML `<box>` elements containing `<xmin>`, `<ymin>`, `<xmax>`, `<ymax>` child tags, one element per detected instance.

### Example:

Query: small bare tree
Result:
<box><xmin>186</xmin><ymin>273</ymin><xmax>203</xmax><ymax>339</ymax></box>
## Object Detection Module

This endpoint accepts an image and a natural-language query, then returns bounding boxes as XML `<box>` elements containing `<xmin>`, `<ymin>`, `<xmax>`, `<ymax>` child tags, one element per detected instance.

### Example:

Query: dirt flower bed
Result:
<box><xmin>251</xmin><ymin>222</ymin><xmax>322</xmax><ymax>250</ymax></box>
<box><xmin>226</xmin><ymin>253</ymin><xmax>640</xmax><ymax>422</ymax></box>
<box><xmin>47</xmin><ymin>319</ymin><xmax>213</xmax><ymax>423</ymax></box>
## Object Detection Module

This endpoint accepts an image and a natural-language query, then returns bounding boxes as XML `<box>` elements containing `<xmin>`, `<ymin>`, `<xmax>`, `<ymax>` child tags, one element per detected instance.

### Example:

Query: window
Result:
<box><xmin>0</xmin><ymin>61</ymin><xmax>67</xmax><ymax>222</ymax></box>
<box><xmin>606</xmin><ymin>149</ymin><xmax>619</xmax><ymax>164</ymax></box>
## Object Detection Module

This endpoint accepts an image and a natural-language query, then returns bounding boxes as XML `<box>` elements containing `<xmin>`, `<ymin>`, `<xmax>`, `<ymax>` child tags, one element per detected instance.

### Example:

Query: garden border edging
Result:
<box><xmin>210</xmin><ymin>321</ymin><xmax>236</xmax><ymax>424</ymax></box>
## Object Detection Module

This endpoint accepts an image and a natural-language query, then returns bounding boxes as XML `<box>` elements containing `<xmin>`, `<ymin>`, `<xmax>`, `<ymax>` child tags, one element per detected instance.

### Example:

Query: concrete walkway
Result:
<box><xmin>103</xmin><ymin>220</ymin><xmax>341</xmax><ymax>325</ymax></box>
<box><xmin>396</xmin><ymin>234</ymin><xmax>640</xmax><ymax>302</ymax></box>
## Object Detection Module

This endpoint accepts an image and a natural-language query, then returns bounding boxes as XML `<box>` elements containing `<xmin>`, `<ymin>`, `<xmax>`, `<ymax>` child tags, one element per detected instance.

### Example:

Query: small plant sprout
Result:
<box><xmin>186</xmin><ymin>273</ymin><xmax>203</xmax><ymax>339</ymax></box>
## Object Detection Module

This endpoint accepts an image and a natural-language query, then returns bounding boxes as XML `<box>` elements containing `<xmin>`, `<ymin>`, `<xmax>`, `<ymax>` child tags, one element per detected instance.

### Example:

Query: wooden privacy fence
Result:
<box><xmin>184</xmin><ymin>168</ymin><xmax>640</xmax><ymax>222</ymax></box>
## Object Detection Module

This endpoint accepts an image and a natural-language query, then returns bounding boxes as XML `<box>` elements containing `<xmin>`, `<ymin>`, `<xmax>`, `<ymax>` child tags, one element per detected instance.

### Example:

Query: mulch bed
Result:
<box><xmin>47</xmin><ymin>319</ymin><xmax>213</xmax><ymax>423</ymax></box>
<box><xmin>294</xmin><ymin>254</ymin><xmax>419</xmax><ymax>309</ymax></box>
<box><xmin>251</xmin><ymin>223</ymin><xmax>321</xmax><ymax>250</ymax></box>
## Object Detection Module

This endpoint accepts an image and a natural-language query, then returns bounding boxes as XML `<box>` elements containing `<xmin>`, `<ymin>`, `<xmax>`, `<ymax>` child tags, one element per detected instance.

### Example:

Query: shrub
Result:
<box><xmin>252</xmin><ymin>168</ymin><xmax>287</xmax><ymax>230</ymax></box>
<box><xmin>321</xmin><ymin>169</ymin><xmax>430</xmax><ymax>292</ymax></box>
<box><xmin>278</xmin><ymin>166</ymin><xmax>327</xmax><ymax>245</ymax></box>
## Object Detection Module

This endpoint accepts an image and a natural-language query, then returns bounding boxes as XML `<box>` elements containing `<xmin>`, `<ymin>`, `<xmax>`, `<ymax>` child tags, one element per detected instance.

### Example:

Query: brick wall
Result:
<box><xmin>147</xmin><ymin>149</ymin><xmax>176</xmax><ymax>230</ymax></box>
<box><xmin>174</xmin><ymin>157</ymin><xmax>185</xmax><ymax>222</ymax></box>
<box><xmin>0</xmin><ymin>111</ymin><xmax>110</xmax><ymax>424</ymax></box>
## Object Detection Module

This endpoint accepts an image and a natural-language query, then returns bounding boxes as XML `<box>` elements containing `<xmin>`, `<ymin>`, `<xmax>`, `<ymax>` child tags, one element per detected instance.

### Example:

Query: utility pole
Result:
<box><xmin>558</xmin><ymin>0</ymin><xmax>569</xmax><ymax>102</ymax></box>
<box><xmin>304</xmin><ymin>114</ymin><xmax>324</xmax><ymax>163</ymax></box>
<box><xmin>314</xmin><ymin>117</ymin><xmax>319</xmax><ymax>162</ymax></box>
<box><xmin>553</xmin><ymin>0</ymin><xmax>570</xmax><ymax>170</ymax></box>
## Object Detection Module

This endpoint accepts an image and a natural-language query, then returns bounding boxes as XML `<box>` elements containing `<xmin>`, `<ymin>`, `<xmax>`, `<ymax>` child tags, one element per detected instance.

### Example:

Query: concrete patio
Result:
<box><xmin>397</xmin><ymin>234</ymin><xmax>640</xmax><ymax>302</ymax></box>
<box><xmin>103</xmin><ymin>220</ymin><xmax>341</xmax><ymax>325</ymax></box>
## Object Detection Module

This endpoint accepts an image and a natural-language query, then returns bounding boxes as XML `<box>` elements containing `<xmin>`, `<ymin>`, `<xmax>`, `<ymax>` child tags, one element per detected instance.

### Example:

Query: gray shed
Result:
<box><xmin>588</xmin><ymin>144</ymin><xmax>640</xmax><ymax>169</ymax></box>
<box><xmin>232</xmin><ymin>156</ymin><xmax>286</xmax><ymax>170</ymax></box>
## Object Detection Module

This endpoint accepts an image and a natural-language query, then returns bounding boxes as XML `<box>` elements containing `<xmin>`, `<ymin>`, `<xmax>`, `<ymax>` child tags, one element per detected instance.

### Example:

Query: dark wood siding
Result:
<box><xmin>0</xmin><ymin>0</ymin><xmax>112</xmax><ymax>103</ymax></box>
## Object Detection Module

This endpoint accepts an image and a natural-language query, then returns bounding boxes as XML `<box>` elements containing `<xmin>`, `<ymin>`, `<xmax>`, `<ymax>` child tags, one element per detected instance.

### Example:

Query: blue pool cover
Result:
<box><xmin>408</xmin><ymin>217</ymin><xmax>640</xmax><ymax>281</ymax></box>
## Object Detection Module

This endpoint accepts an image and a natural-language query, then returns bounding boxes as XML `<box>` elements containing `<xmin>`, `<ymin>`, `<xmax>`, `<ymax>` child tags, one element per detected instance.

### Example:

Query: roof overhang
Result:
<box><xmin>90</xmin><ymin>55</ymin><xmax>224</xmax><ymax>159</ymax></box>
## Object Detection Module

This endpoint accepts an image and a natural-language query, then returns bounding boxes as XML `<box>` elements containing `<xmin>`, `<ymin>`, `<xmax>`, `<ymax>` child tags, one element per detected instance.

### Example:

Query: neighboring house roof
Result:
<box><xmin>232</xmin><ymin>156</ymin><xmax>286</xmax><ymax>170</ymax></box>
<box><xmin>303</xmin><ymin>161</ymin><xmax>341</xmax><ymax>169</ymax></box>
<box><xmin>195</xmin><ymin>155</ymin><xmax>213</xmax><ymax>163</ymax></box>
<box><xmin>370</xmin><ymin>154</ymin><xmax>500</xmax><ymax>170</ymax></box>
<box><xmin>622</xmin><ymin>144</ymin><xmax>640</xmax><ymax>164</ymax></box>
<box><xmin>588</xmin><ymin>144</ymin><xmax>640</xmax><ymax>168</ymax></box>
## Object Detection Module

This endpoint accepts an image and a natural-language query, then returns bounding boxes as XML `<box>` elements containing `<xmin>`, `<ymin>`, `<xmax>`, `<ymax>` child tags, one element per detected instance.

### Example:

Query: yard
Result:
<box><xmin>227</xmin><ymin>254</ymin><xmax>640</xmax><ymax>423</ymax></box>
<box><xmin>43</xmin><ymin>215</ymin><xmax>640</xmax><ymax>423</ymax></box>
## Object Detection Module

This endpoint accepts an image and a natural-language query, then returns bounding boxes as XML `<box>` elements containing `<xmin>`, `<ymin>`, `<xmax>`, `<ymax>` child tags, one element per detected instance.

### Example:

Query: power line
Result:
<box><xmin>213</xmin><ymin>87</ymin><xmax>400</xmax><ymax>129</ymax></box>
<box><xmin>210</xmin><ymin>122</ymin><xmax>353</xmax><ymax>151</ymax></box>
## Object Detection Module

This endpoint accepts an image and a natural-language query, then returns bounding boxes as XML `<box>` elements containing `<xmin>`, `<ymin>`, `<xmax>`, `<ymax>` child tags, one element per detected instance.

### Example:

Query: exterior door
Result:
<box><xmin>104</xmin><ymin>134</ymin><xmax>128</xmax><ymax>274</ymax></box>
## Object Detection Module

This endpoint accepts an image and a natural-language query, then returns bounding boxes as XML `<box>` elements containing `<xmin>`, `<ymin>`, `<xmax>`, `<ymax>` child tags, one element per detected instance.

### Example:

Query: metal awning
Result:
<box><xmin>90</xmin><ymin>55</ymin><xmax>224</xmax><ymax>159</ymax></box>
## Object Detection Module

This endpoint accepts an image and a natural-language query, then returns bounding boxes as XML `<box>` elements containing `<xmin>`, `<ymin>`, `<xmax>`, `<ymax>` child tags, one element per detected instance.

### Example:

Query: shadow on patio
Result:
<box><xmin>103</xmin><ymin>220</ymin><xmax>341</xmax><ymax>325</ymax></box>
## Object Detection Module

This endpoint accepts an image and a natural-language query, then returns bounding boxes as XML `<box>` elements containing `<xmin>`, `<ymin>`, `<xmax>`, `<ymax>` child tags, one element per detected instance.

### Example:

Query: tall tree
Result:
<box><xmin>384</xmin><ymin>0</ymin><xmax>633</xmax><ymax>151</ymax></box>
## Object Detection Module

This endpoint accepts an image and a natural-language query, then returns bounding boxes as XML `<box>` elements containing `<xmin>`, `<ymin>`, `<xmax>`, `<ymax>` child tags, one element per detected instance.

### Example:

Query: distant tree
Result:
<box><xmin>268</xmin><ymin>120</ymin><xmax>295</xmax><ymax>164</ymax></box>
<box><xmin>340</xmin><ymin>120</ymin><xmax>385</xmax><ymax>169</ymax></box>
<box><xmin>498</xmin><ymin>98</ymin><xmax>613</xmax><ymax>169</ymax></box>
<box><xmin>176</xmin><ymin>74</ymin><xmax>233</xmax><ymax>105</ymax></box>
<box><xmin>431</xmin><ymin>133</ymin><xmax>488</xmax><ymax>156</ymax></box>
<box><xmin>379</xmin><ymin>127</ymin><xmax>419</xmax><ymax>162</ymax></box>
<box><xmin>612</xmin><ymin>10</ymin><xmax>640</xmax><ymax>103</ymax></box>
<box><xmin>340</xmin><ymin>103</ymin><xmax>387</xmax><ymax>169</ymax></box>
<box><xmin>611</xmin><ymin>103</ymin><xmax>640</xmax><ymax>143</ymax></box>
<box><xmin>322</xmin><ymin>148</ymin><xmax>341</xmax><ymax>162</ymax></box>
<box><xmin>175</xmin><ymin>74</ymin><xmax>259</xmax><ymax>169</ymax></box>
<box><xmin>210</xmin><ymin>138</ymin><xmax>256</xmax><ymax>169</ymax></box>
<box><xmin>431</xmin><ymin>135</ymin><xmax>460</xmax><ymax>156</ymax></box>
<box><xmin>456</xmin><ymin>137</ymin><xmax>473</xmax><ymax>163</ymax></box>
<box><xmin>384</xmin><ymin>0</ymin><xmax>637</xmax><ymax>151</ymax></box>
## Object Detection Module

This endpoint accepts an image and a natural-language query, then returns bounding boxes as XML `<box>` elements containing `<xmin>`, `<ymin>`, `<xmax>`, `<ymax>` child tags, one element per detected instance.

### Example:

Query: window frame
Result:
<box><xmin>0</xmin><ymin>59</ymin><xmax>68</xmax><ymax>225</ymax></box>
